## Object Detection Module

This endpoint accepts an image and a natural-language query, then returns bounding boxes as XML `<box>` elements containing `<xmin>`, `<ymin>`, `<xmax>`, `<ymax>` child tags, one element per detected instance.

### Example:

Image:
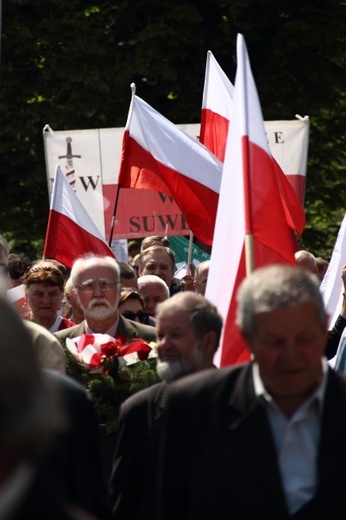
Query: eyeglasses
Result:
<box><xmin>121</xmin><ymin>310</ymin><xmax>150</xmax><ymax>325</ymax></box>
<box><xmin>75</xmin><ymin>278</ymin><xmax>120</xmax><ymax>294</ymax></box>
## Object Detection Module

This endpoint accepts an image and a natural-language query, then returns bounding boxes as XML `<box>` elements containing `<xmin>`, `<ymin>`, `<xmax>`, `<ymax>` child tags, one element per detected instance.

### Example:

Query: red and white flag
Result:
<box><xmin>200</xmin><ymin>50</ymin><xmax>307</xmax><ymax>219</ymax></box>
<box><xmin>117</xmin><ymin>85</ymin><xmax>223</xmax><ymax>246</ymax></box>
<box><xmin>206</xmin><ymin>34</ymin><xmax>303</xmax><ymax>367</ymax></box>
<box><xmin>7</xmin><ymin>284</ymin><xmax>31</xmax><ymax>319</ymax></box>
<box><xmin>43</xmin><ymin>165</ymin><xmax>116</xmax><ymax>268</ymax></box>
<box><xmin>200</xmin><ymin>50</ymin><xmax>234</xmax><ymax>161</ymax></box>
<box><xmin>320</xmin><ymin>211</ymin><xmax>346</xmax><ymax>331</ymax></box>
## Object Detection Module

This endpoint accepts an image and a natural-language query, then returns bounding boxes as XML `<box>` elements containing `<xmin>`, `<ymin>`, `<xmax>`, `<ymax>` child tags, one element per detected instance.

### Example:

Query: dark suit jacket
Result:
<box><xmin>158</xmin><ymin>363</ymin><xmax>346</xmax><ymax>520</ymax></box>
<box><xmin>55</xmin><ymin>314</ymin><xmax>157</xmax><ymax>344</ymax></box>
<box><xmin>40</xmin><ymin>370</ymin><xmax>112</xmax><ymax>519</ymax></box>
<box><xmin>5</xmin><ymin>370</ymin><xmax>111</xmax><ymax>519</ymax></box>
<box><xmin>109</xmin><ymin>382</ymin><xmax>169</xmax><ymax>520</ymax></box>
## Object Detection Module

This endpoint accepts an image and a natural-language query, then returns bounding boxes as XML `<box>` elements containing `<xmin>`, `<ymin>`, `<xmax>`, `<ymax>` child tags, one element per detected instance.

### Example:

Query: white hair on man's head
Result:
<box><xmin>236</xmin><ymin>264</ymin><xmax>326</xmax><ymax>339</ymax></box>
<box><xmin>138</xmin><ymin>274</ymin><xmax>170</xmax><ymax>298</ymax></box>
<box><xmin>70</xmin><ymin>254</ymin><xmax>120</xmax><ymax>286</ymax></box>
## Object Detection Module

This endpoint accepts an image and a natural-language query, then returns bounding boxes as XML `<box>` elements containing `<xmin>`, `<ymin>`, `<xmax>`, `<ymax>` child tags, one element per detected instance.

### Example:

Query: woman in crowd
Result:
<box><xmin>22</xmin><ymin>261</ymin><xmax>76</xmax><ymax>333</ymax></box>
<box><xmin>118</xmin><ymin>287</ymin><xmax>150</xmax><ymax>325</ymax></box>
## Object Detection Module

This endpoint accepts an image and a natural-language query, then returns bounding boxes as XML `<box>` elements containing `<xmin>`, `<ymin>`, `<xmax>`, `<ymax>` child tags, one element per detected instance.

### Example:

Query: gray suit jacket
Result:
<box><xmin>54</xmin><ymin>314</ymin><xmax>157</xmax><ymax>479</ymax></box>
<box><xmin>158</xmin><ymin>363</ymin><xmax>346</xmax><ymax>520</ymax></box>
<box><xmin>55</xmin><ymin>314</ymin><xmax>157</xmax><ymax>344</ymax></box>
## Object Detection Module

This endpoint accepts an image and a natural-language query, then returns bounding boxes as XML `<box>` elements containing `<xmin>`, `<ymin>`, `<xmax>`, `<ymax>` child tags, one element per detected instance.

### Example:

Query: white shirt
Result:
<box><xmin>253</xmin><ymin>359</ymin><xmax>328</xmax><ymax>514</ymax></box>
<box><xmin>84</xmin><ymin>314</ymin><xmax>120</xmax><ymax>338</ymax></box>
<box><xmin>48</xmin><ymin>314</ymin><xmax>62</xmax><ymax>333</ymax></box>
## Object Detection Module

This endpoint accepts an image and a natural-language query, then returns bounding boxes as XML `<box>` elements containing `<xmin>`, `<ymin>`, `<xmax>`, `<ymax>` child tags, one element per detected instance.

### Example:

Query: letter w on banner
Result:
<box><xmin>206</xmin><ymin>34</ymin><xmax>306</xmax><ymax>367</ymax></box>
<box><xmin>43</xmin><ymin>165</ymin><xmax>115</xmax><ymax>268</ymax></box>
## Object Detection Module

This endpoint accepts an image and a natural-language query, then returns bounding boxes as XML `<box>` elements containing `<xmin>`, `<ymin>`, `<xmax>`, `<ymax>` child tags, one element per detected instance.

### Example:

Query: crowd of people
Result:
<box><xmin>2</xmin><ymin>234</ymin><xmax>346</xmax><ymax>518</ymax></box>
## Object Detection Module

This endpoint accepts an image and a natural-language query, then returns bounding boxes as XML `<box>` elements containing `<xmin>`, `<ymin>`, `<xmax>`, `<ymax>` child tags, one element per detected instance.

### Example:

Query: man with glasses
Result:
<box><xmin>55</xmin><ymin>254</ymin><xmax>157</xmax><ymax>344</ymax></box>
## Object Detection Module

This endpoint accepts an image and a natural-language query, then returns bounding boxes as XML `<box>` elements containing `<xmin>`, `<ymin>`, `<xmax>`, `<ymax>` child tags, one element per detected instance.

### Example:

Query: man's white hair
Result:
<box><xmin>138</xmin><ymin>274</ymin><xmax>170</xmax><ymax>298</ymax></box>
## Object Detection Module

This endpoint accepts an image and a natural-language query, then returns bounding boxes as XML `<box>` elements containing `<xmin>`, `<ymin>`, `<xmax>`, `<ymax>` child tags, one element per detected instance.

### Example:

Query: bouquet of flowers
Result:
<box><xmin>63</xmin><ymin>333</ymin><xmax>160</xmax><ymax>434</ymax></box>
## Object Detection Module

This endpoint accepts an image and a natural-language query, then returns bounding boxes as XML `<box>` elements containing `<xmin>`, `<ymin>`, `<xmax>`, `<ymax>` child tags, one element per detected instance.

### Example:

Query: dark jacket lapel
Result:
<box><xmin>225</xmin><ymin>363</ymin><xmax>288</xmax><ymax>515</ymax></box>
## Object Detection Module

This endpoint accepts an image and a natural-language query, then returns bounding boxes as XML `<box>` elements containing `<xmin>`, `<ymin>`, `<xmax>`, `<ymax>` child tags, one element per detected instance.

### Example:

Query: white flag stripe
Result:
<box><xmin>320</xmin><ymin>211</ymin><xmax>346</xmax><ymax>329</ymax></box>
<box><xmin>126</xmin><ymin>95</ymin><xmax>223</xmax><ymax>194</ymax></box>
<box><xmin>7</xmin><ymin>284</ymin><xmax>25</xmax><ymax>303</ymax></box>
<box><xmin>52</xmin><ymin>165</ymin><xmax>106</xmax><ymax>241</ymax></box>
<box><xmin>206</xmin><ymin>37</ymin><xmax>249</xmax><ymax>366</ymax></box>
<box><xmin>202</xmin><ymin>50</ymin><xmax>234</xmax><ymax>117</ymax></box>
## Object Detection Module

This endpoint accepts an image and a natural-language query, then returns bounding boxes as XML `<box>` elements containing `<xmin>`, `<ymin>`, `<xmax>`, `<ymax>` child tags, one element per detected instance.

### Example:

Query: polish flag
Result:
<box><xmin>7</xmin><ymin>284</ymin><xmax>31</xmax><ymax>319</ymax></box>
<box><xmin>43</xmin><ymin>165</ymin><xmax>116</xmax><ymax>268</ymax></box>
<box><xmin>200</xmin><ymin>50</ymin><xmax>306</xmax><ymax>231</ymax></box>
<box><xmin>206</xmin><ymin>34</ymin><xmax>301</xmax><ymax>367</ymax></box>
<box><xmin>320</xmin><ymin>211</ymin><xmax>346</xmax><ymax>331</ymax></box>
<box><xmin>200</xmin><ymin>50</ymin><xmax>233</xmax><ymax>161</ymax></box>
<box><xmin>117</xmin><ymin>84</ymin><xmax>223</xmax><ymax>246</ymax></box>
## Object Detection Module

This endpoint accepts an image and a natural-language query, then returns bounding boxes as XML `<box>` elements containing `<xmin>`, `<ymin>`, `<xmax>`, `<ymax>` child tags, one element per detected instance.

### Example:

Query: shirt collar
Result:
<box><xmin>84</xmin><ymin>314</ymin><xmax>120</xmax><ymax>337</ymax></box>
<box><xmin>252</xmin><ymin>357</ymin><xmax>329</xmax><ymax>414</ymax></box>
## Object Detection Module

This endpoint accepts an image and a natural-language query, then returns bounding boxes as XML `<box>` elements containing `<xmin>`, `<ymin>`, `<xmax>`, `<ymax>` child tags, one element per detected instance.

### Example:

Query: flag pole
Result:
<box><xmin>238</xmin><ymin>34</ymin><xmax>255</xmax><ymax>276</ymax></box>
<box><xmin>187</xmin><ymin>231</ymin><xmax>194</xmax><ymax>273</ymax></box>
<box><xmin>109</xmin><ymin>82</ymin><xmax>137</xmax><ymax>248</ymax></box>
<box><xmin>108</xmin><ymin>184</ymin><xmax>121</xmax><ymax>247</ymax></box>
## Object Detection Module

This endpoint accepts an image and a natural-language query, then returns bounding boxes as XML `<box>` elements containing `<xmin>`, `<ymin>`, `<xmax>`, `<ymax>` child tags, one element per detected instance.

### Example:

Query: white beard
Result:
<box><xmin>80</xmin><ymin>297</ymin><xmax>115</xmax><ymax>321</ymax></box>
<box><xmin>156</xmin><ymin>341</ymin><xmax>205</xmax><ymax>383</ymax></box>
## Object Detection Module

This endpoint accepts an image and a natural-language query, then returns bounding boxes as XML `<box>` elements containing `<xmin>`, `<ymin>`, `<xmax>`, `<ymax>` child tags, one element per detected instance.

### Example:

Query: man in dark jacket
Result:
<box><xmin>109</xmin><ymin>291</ymin><xmax>223</xmax><ymax>520</ymax></box>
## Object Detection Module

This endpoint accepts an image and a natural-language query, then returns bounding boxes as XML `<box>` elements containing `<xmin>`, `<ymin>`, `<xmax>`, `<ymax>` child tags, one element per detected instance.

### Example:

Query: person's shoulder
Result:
<box><xmin>170</xmin><ymin>363</ymin><xmax>249</xmax><ymax>400</ymax></box>
<box><xmin>122</xmin><ymin>381</ymin><xmax>166</xmax><ymax>410</ymax></box>
<box><xmin>54</xmin><ymin>322</ymin><xmax>85</xmax><ymax>340</ymax></box>
<box><xmin>119</xmin><ymin>314</ymin><xmax>156</xmax><ymax>339</ymax></box>
<box><xmin>119</xmin><ymin>382</ymin><xmax>167</xmax><ymax>426</ymax></box>
<box><xmin>134</xmin><ymin>321</ymin><xmax>157</xmax><ymax>335</ymax></box>
<box><xmin>43</xmin><ymin>368</ymin><xmax>86</xmax><ymax>395</ymax></box>
<box><xmin>24</xmin><ymin>319</ymin><xmax>58</xmax><ymax>341</ymax></box>
<box><xmin>23</xmin><ymin>320</ymin><xmax>66</xmax><ymax>372</ymax></box>
<box><xmin>43</xmin><ymin>368</ymin><xmax>94</xmax><ymax>413</ymax></box>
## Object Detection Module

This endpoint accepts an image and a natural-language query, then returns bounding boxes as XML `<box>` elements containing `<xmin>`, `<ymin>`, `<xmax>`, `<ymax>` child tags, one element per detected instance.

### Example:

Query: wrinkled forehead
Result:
<box><xmin>76</xmin><ymin>259</ymin><xmax>118</xmax><ymax>282</ymax></box>
<box><xmin>139</xmin><ymin>280</ymin><xmax>167</xmax><ymax>294</ymax></box>
<box><xmin>143</xmin><ymin>251</ymin><xmax>172</xmax><ymax>265</ymax></box>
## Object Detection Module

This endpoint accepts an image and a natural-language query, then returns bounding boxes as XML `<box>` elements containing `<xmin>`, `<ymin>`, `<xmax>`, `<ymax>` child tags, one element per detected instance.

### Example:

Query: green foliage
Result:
<box><xmin>63</xmin><ymin>343</ymin><xmax>160</xmax><ymax>435</ymax></box>
<box><xmin>1</xmin><ymin>0</ymin><xmax>346</xmax><ymax>259</ymax></box>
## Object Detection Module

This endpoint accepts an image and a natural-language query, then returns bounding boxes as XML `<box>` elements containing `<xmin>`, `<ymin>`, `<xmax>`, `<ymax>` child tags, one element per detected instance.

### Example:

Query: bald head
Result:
<box><xmin>294</xmin><ymin>250</ymin><xmax>317</xmax><ymax>274</ymax></box>
<box><xmin>156</xmin><ymin>291</ymin><xmax>223</xmax><ymax>346</ymax></box>
<box><xmin>138</xmin><ymin>275</ymin><xmax>169</xmax><ymax>317</ymax></box>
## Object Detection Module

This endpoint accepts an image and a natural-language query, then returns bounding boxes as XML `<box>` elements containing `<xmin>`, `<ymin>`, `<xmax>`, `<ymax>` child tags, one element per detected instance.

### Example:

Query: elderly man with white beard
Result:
<box><xmin>55</xmin><ymin>254</ymin><xmax>158</xmax><ymax>480</ymax></box>
<box><xmin>109</xmin><ymin>291</ymin><xmax>222</xmax><ymax>520</ymax></box>
<box><xmin>55</xmin><ymin>254</ymin><xmax>157</xmax><ymax>345</ymax></box>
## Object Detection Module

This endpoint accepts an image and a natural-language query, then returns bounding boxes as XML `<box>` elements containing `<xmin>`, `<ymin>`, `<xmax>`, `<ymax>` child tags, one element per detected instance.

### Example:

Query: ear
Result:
<box><xmin>201</xmin><ymin>330</ymin><xmax>218</xmax><ymax>355</ymax></box>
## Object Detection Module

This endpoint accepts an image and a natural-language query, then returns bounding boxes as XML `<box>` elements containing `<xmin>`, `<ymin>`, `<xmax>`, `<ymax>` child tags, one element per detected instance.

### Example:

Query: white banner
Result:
<box><xmin>43</xmin><ymin>118</ymin><xmax>309</xmax><ymax>240</ymax></box>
